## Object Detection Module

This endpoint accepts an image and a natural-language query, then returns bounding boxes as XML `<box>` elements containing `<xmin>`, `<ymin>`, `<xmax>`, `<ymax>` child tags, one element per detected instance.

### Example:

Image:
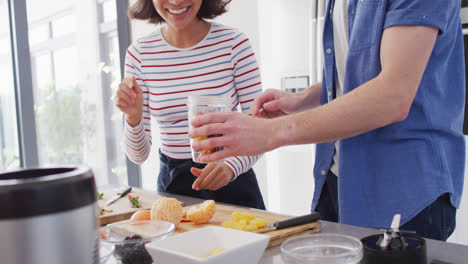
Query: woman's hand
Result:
<box><xmin>114</xmin><ymin>76</ymin><xmax>143</xmax><ymax>127</ymax></box>
<box><xmin>191</xmin><ymin>163</ymin><xmax>235</xmax><ymax>191</ymax></box>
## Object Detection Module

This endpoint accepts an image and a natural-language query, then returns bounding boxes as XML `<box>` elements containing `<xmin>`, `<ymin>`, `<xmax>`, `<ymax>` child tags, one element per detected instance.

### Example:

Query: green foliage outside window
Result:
<box><xmin>35</xmin><ymin>83</ymin><xmax>96</xmax><ymax>165</ymax></box>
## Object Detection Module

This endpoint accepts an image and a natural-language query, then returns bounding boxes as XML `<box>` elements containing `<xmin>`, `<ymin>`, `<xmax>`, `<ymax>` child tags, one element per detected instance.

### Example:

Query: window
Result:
<box><xmin>20</xmin><ymin>0</ymin><xmax>130</xmax><ymax>185</ymax></box>
<box><xmin>0</xmin><ymin>1</ymin><xmax>20</xmax><ymax>171</ymax></box>
<box><xmin>51</xmin><ymin>14</ymin><xmax>76</xmax><ymax>38</ymax></box>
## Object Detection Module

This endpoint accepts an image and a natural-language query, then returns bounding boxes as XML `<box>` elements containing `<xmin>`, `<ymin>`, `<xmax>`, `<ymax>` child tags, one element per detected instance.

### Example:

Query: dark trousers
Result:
<box><xmin>157</xmin><ymin>151</ymin><xmax>266</xmax><ymax>210</ymax></box>
<box><xmin>315</xmin><ymin>170</ymin><xmax>457</xmax><ymax>241</ymax></box>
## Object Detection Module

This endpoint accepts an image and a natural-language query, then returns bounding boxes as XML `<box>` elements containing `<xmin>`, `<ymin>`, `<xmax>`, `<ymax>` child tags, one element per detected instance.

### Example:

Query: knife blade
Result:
<box><xmin>104</xmin><ymin>186</ymin><xmax>132</xmax><ymax>206</ymax></box>
<box><xmin>256</xmin><ymin>212</ymin><xmax>320</xmax><ymax>233</ymax></box>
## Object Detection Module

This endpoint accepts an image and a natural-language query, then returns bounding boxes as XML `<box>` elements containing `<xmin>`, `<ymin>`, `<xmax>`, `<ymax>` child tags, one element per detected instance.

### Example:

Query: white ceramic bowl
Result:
<box><xmin>146</xmin><ymin>226</ymin><xmax>270</xmax><ymax>264</ymax></box>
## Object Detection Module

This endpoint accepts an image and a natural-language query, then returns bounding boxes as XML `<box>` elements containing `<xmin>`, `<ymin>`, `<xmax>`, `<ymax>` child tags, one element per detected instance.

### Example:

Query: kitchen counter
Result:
<box><xmin>260</xmin><ymin>221</ymin><xmax>468</xmax><ymax>264</ymax></box>
<box><xmin>102</xmin><ymin>188</ymin><xmax>468</xmax><ymax>264</ymax></box>
<box><xmin>166</xmin><ymin>192</ymin><xmax>468</xmax><ymax>264</ymax></box>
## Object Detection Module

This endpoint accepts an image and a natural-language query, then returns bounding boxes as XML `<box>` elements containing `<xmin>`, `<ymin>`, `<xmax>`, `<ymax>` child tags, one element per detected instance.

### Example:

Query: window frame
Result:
<box><xmin>8</xmin><ymin>0</ymin><xmax>39</xmax><ymax>169</ymax></box>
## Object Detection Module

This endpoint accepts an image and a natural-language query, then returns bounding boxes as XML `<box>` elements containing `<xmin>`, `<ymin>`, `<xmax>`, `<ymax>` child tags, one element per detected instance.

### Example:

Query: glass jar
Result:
<box><xmin>187</xmin><ymin>95</ymin><xmax>230</xmax><ymax>163</ymax></box>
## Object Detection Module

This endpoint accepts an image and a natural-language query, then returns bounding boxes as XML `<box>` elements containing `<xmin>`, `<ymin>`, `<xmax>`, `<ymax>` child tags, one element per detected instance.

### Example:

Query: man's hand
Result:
<box><xmin>189</xmin><ymin>112</ymin><xmax>284</xmax><ymax>162</ymax></box>
<box><xmin>114</xmin><ymin>76</ymin><xmax>143</xmax><ymax>127</ymax></box>
<box><xmin>251</xmin><ymin>89</ymin><xmax>305</xmax><ymax>118</ymax></box>
<box><xmin>191</xmin><ymin>163</ymin><xmax>234</xmax><ymax>191</ymax></box>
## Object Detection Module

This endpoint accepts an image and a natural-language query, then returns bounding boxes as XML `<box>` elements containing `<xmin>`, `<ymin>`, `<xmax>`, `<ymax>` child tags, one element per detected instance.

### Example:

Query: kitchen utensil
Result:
<box><xmin>377</xmin><ymin>214</ymin><xmax>401</xmax><ymax>249</ymax></box>
<box><xmin>105</xmin><ymin>186</ymin><xmax>132</xmax><ymax>206</ymax></box>
<box><xmin>361</xmin><ymin>214</ymin><xmax>427</xmax><ymax>264</ymax></box>
<box><xmin>0</xmin><ymin>167</ymin><xmax>98</xmax><ymax>264</ymax></box>
<box><xmin>256</xmin><ymin>212</ymin><xmax>320</xmax><ymax>233</ymax></box>
<box><xmin>280</xmin><ymin>233</ymin><xmax>363</xmax><ymax>264</ymax></box>
<box><xmin>146</xmin><ymin>226</ymin><xmax>269</xmax><ymax>264</ymax></box>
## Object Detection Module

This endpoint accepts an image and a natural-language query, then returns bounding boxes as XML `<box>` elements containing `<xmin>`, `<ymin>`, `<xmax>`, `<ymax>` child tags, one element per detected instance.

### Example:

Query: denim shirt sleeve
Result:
<box><xmin>384</xmin><ymin>0</ymin><xmax>454</xmax><ymax>34</ymax></box>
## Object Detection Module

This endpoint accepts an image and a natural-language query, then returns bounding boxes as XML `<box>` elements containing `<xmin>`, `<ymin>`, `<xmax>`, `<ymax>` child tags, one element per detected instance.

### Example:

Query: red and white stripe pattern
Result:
<box><xmin>122</xmin><ymin>23</ymin><xmax>262</xmax><ymax>179</ymax></box>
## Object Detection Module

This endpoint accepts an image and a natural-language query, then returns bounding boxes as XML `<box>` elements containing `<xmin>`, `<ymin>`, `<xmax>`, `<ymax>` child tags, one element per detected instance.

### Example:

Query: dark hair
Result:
<box><xmin>128</xmin><ymin>0</ymin><xmax>232</xmax><ymax>24</ymax></box>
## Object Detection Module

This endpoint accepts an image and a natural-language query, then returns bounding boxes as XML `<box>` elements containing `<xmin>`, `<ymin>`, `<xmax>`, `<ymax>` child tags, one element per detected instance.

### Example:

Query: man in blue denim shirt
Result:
<box><xmin>189</xmin><ymin>0</ymin><xmax>465</xmax><ymax>241</ymax></box>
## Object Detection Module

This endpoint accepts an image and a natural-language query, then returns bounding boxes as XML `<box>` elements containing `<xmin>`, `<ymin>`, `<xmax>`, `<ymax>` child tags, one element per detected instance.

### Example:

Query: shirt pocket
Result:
<box><xmin>348</xmin><ymin>0</ymin><xmax>384</xmax><ymax>53</ymax></box>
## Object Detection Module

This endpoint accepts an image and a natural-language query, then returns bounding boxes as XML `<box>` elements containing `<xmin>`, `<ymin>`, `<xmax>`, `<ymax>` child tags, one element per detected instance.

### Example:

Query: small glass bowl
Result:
<box><xmin>100</xmin><ymin>220</ymin><xmax>175</xmax><ymax>264</ymax></box>
<box><xmin>99</xmin><ymin>243</ymin><xmax>113</xmax><ymax>264</ymax></box>
<box><xmin>280</xmin><ymin>233</ymin><xmax>363</xmax><ymax>264</ymax></box>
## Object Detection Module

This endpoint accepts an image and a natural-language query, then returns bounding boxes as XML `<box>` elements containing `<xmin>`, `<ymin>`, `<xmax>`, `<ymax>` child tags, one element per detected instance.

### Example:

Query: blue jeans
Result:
<box><xmin>157</xmin><ymin>150</ymin><xmax>266</xmax><ymax>210</ymax></box>
<box><xmin>315</xmin><ymin>170</ymin><xmax>457</xmax><ymax>241</ymax></box>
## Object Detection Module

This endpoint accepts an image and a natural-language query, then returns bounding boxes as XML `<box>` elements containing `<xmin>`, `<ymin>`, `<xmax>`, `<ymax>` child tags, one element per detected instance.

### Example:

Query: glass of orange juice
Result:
<box><xmin>187</xmin><ymin>95</ymin><xmax>230</xmax><ymax>163</ymax></box>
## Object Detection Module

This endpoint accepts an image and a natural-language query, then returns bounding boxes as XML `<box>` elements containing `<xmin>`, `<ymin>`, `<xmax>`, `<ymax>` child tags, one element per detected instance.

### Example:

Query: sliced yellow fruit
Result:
<box><xmin>241</xmin><ymin>212</ymin><xmax>256</xmax><ymax>220</ymax></box>
<box><xmin>195</xmin><ymin>136</ymin><xmax>208</xmax><ymax>142</ymax></box>
<box><xmin>222</xmin><ymin>211</ymin><xmax>269</xmax><ymax>231</ymax></box>
<box><xmin>204</xmin><ymin>248</ymin><xmax>227</xmax><ymax>258</ymax></box>
<box><xmin>250</xmin><ymin>218</ymin><xmax>267</xmax><ymax>228</ymax></box>
<box><xmin>232</xmin><ymin>212</ymin><xmax>243</xmax><ymax>221</ymax></box>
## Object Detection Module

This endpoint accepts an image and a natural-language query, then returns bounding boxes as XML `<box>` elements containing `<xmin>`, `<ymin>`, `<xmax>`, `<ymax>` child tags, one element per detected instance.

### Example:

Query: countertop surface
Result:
<box><xmin>101</xmin><ymin>188</ymin><xmax>468</xmax><ymax>264</ymax></box>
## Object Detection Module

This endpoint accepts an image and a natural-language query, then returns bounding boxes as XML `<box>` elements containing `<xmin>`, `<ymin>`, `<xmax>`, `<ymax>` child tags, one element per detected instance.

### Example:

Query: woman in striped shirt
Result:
<box><xmin>114</xmin><ymin>0</ymin><xmax>265</xmax><ymax>209</ymax></box>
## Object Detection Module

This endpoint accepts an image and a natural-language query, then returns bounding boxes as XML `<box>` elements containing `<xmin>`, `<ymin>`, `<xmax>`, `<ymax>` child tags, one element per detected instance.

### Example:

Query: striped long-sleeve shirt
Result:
<box><xmin>122</xmin><ymin>23</ymin><xmax>262</xmax><ymax>179</ymax></box>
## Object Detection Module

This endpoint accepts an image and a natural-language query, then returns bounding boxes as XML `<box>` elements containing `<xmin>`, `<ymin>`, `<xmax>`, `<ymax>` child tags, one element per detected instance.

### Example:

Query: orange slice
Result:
<box><xmin>130</xmin><ymin>209</ymin><xmax>151</xmax><ymax>222</ymax></box>
<box><xmin>186</xmin><ymin>200</ymin><xmax>216</xmax><ymax>224</ymax></box>
<box><xmin>181</xmin><ymin>210</ymin><xmax>191</xmax><ymax>222</ymax></box>
<box><xmin>195</xmin><ymin>136</ymin><xmax>208</xmax><ymax>142</ymax></box>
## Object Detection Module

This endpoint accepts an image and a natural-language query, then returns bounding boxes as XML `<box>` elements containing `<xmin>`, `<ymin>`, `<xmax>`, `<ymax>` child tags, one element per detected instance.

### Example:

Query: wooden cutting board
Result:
<box><xmin>176</xmin><ymin>203</ymin><xmax>321</xmax><ymax>248</ymax></box>
<box><xmin>98</xmin><ymin>188</ymin><xmax>321</xmax><ymax>248</ymax></box>
<box><xmin>97</xmin><ymin>188</ymin><xmax>164</xmax><ymax>225</ymax></box>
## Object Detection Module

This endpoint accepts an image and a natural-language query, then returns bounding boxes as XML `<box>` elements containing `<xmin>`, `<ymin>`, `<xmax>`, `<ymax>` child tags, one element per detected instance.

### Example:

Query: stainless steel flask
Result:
<box><xmin>0</xmin><ymin>167</ymin><xmax>98</xmax><ymax>264</ymax></box>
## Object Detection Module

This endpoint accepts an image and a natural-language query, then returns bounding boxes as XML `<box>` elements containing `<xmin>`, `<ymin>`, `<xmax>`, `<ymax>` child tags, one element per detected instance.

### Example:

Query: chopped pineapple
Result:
<box><xmin>221</xmin><ymin>211</ymin><xmax>268</xmax><ymax>231</ymax></box>
<box><xmin>250</xmin><ymin>218</ymin><xmax>268</xmax><ymax>228</ymax></box>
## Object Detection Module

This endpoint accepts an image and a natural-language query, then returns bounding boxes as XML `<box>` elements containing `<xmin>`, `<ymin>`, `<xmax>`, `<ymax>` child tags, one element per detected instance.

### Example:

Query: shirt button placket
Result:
<box><xmin>325</xmin><ymin>47</ymin><xmax>333</xmax><ymax>102</ymax></box>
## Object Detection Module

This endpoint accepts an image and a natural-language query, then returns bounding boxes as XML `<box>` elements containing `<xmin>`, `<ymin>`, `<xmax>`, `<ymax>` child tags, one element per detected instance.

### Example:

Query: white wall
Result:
<box><xmin>255</xmin><ymin>0</ymin><xmax>317</xmax><ymax>215</ymax></box>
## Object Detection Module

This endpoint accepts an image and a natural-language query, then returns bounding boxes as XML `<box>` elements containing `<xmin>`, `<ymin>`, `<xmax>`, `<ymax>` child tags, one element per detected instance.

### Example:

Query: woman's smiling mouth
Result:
<box><xmin>167</xmin><ymin>6</ymin><xmax>190</xmax><ymax>15</ymax></box>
